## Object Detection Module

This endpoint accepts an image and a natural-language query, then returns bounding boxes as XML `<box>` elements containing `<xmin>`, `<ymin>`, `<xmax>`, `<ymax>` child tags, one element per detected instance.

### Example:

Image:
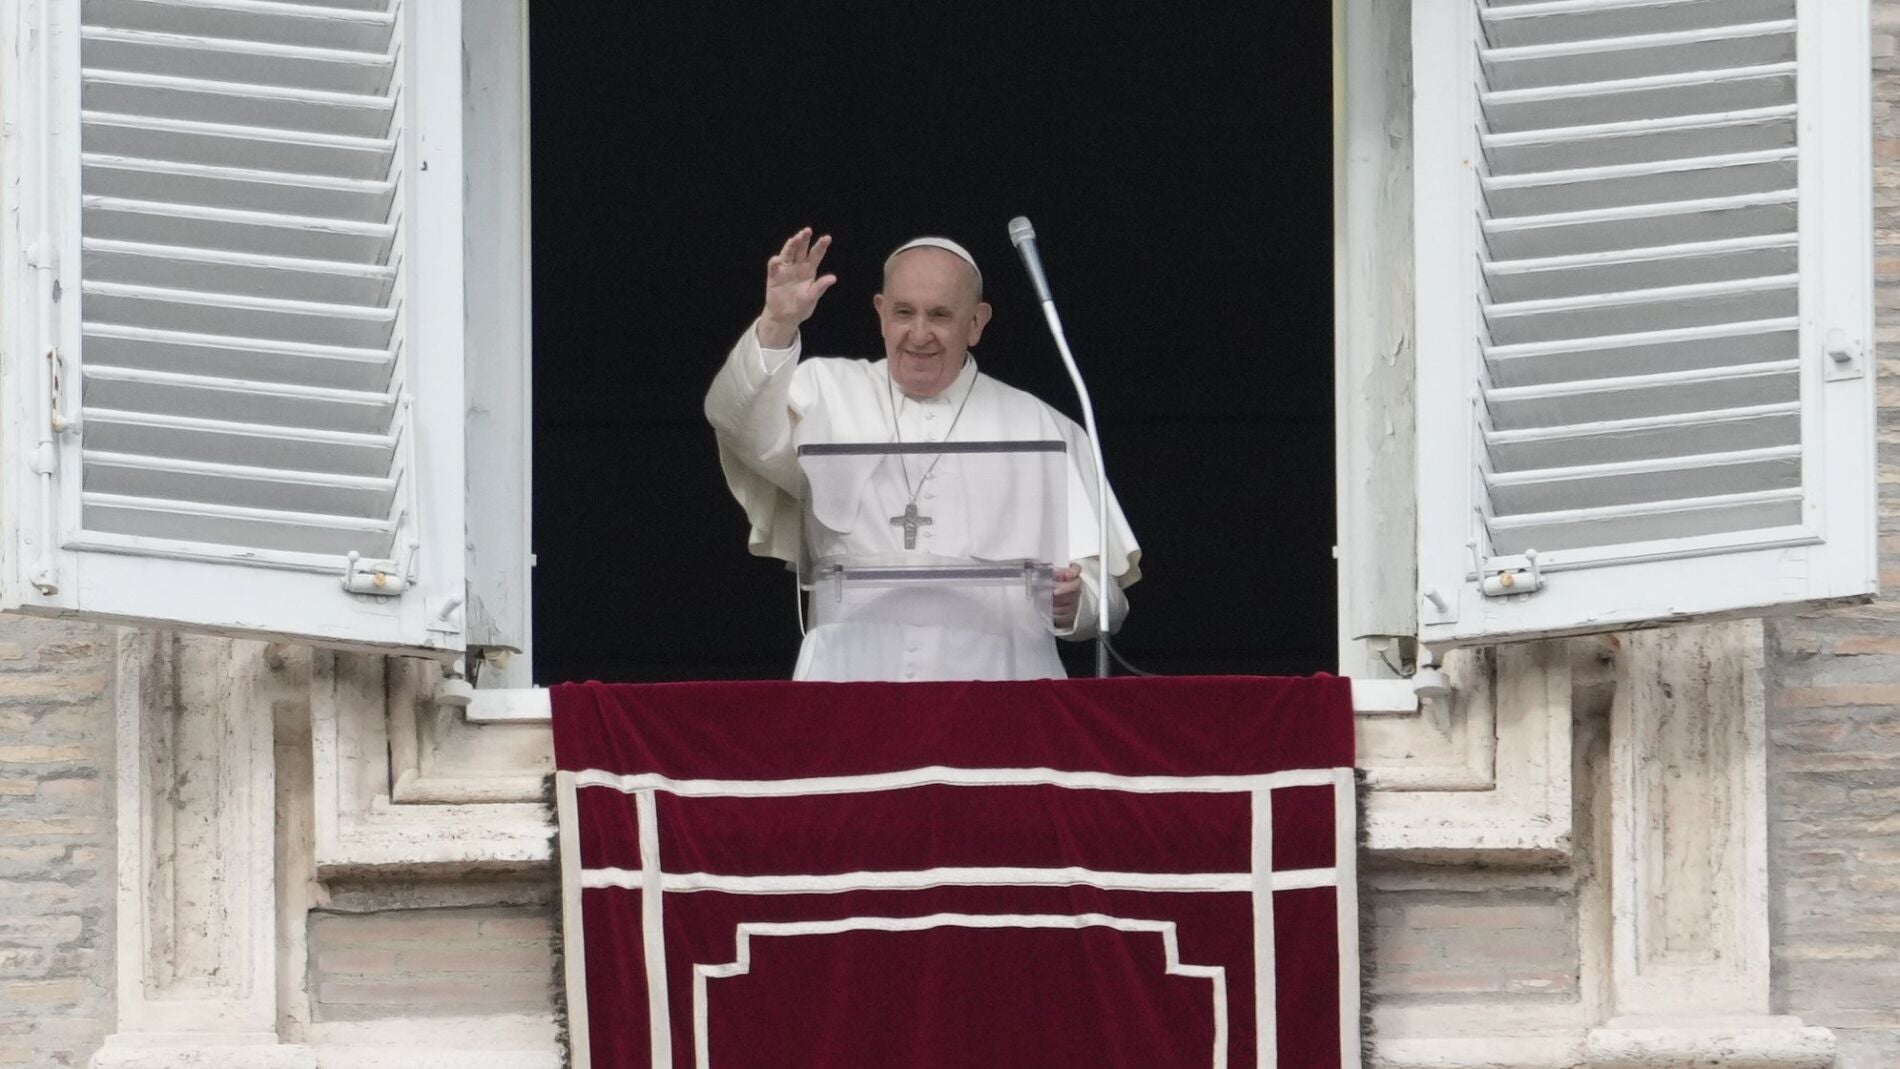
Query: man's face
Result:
<box><xmin>874</xmin><ymin>249</ymin><xmax>992</xmax><ymax>399</ymax></box>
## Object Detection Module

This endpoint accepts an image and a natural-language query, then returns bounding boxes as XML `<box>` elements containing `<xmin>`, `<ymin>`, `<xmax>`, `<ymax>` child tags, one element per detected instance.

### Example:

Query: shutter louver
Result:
<box><xmin>77</xmin><ymin>0</ymin><xmax>405</xmax><ymax>563</ymax></box>
<box><xmin>1475</xmin><ymin>0</ymin><xmax>1801</xmax><ymax>560</ymax></box>
<box><xmin>1</xmin><ymin>0</ymin><xmax>467</xmax><ymax>652</ymax></box>
<box><xmin>1413</xmin><ymin>0</ymin><xmax>1876</xmax><ymax>646</ymax></box>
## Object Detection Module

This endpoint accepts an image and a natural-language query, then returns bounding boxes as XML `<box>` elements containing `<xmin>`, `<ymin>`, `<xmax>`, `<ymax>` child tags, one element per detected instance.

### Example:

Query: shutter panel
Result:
<box><xmin>1413</xmin><ymin>0</ymin><xmax>1875</xmax><ymax>647</ymax></box>
<box><xmin>1</xmin><ymin>0</ymin><xmax>466</xmax><ymax>652</ymax></box>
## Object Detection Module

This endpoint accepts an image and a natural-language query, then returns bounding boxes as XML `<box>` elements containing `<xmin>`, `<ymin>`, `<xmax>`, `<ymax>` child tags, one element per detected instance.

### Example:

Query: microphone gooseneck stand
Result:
<box><xmin>1008</xmin><ymin>217</ymin><xmax>1113</xmax><ymax>678</ymax></box>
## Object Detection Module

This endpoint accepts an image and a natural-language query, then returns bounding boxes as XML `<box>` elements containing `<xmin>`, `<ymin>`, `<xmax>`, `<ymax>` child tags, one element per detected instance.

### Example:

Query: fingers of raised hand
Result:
<box><xmin>777</xmin><ymin>228</ymin><xmax>811</xmax><ymax>263</ymax></box>
<box><xmin>775</xmin><ymin>229</ymin><xmax>830</xmax><ymax>266</ymax></box>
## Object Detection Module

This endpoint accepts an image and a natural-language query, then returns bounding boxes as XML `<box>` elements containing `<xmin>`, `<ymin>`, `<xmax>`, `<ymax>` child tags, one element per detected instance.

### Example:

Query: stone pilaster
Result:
<box><xmin>90</xmin><ymin>630</ymin><xmax>313</xmax><ymax>1069</ymax></box>
<box><xmin>1587</xmin><ymin>620</ymin><xmax>1831</xmax><ymax>1069</ymax></box>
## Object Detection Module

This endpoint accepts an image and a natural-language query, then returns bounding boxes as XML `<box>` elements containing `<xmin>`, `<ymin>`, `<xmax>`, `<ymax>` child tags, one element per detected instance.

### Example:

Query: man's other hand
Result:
<box><xmin>757</xmin><ymin>228</ymin><xmax>837</xmax><ymax>348</ymax></box>
<box><xmin>1052</xmin><ymin>564</ymin><xmax>1082</xmax><ymax>629</ymax></box>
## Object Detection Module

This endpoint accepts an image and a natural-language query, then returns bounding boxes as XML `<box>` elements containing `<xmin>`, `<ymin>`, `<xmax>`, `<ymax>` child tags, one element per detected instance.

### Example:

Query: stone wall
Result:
<box><xmin>309</xmin><ymin>900</ymin><xmax>556</xmax><ymax>1023</ymax></box>
<box><xmin>0</xmin><ymin>620</ymin><xmax>115</xmax><ymax>1067</ymax></box>
<box><xmin>1760</xmin><ymin>7</ymin><xmax>1900</xmax><ymax>1069</ymax></box>
<box><xmin>1371</xmin><ymin>887</ymin><xmax>1581</xmax><ymax>1003</ymax></box>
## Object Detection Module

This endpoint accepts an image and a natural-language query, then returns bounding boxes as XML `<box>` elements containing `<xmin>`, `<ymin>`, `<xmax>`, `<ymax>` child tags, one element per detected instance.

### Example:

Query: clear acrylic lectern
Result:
<box><xmin>796</xmin><ymin>440</ymin><xmax>1070</xmax><ymax>638</ymax></box>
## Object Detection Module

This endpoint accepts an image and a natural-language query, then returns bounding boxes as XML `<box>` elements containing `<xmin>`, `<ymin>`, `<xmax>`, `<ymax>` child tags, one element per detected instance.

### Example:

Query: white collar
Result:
<box><xmin>885</xmin><ymin>353</ymin><xmax>980</xmax><ymax>405</ymax></box>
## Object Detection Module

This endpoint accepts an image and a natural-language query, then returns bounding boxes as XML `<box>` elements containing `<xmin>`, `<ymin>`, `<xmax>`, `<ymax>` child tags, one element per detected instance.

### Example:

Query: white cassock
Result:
<box><xmin>705</xmin><ymin>319</ymin><xmax>1142</xmax><ymax>682</ymax></box>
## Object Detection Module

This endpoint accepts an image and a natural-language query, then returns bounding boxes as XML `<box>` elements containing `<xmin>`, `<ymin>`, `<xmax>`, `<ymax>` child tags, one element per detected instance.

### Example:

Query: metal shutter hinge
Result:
<box><xmin>1826</xmin><ymin>329</ymin><xmax>1865</xmax><ymax>381</ymax></box>
<box><xmin>23</xmin><ymin>241</ymin><xmax>56</xmax><ymax>271</ymax></box>
<box><xmin>1471</xmin><ymin>543</ymin><xmax>1544</xmax><ymax>598</ymax></box>
<box><xmin>342</xmin><ymin>551</ymin><xmax>408</xmax><ymax>596</ymax></box>
<box><xmin>427</xmin><ymin>594</ymin><xmax>464</xmax><ymax>635</ymax></box>
<box><xmin>46</xmin><ymin>348</ymin><xmax>76</xmax><ymax>436</ymax></box>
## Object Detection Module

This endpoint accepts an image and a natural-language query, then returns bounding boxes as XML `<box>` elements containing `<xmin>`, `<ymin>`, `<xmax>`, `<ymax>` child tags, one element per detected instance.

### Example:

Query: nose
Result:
<box><xmin>905</xmin><ymin>320</ymin><xmax>934</xmax><ymax>348</ymax></box>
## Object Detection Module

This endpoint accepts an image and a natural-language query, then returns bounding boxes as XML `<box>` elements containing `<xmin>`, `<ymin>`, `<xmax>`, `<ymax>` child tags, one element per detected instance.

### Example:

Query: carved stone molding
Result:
<box><xmin>310</xmin><ymin>651</ymin><xmax>549</xmax><ymax>877</ymax></box>
<box><xmin>1585</xmin><ymin>1019</ymin><xmax>1834</xmax><ymax>1069</ymax></box>
<box><xmin>1364</xmin><ymin>640</ymin><xmax>1574</xmax><ymax>861</ymax></box>
<box><xmin>1359</xmin><ymin>646</ymin><xmax>1497</xmax><ymax>792</ymax></box>
<box><xmin>301</xmin><ymin>1016</ymin><xmax>560</xmax><ymax>1069</ymax></box>
<box><xmin>385</xmin><ymin>658</ymin><xmax>551</xmax><ymax>804</ymax></box>
<box><xmin>92</xmin><ymin>629</ymin><xmax>315</xmax><ymax>1068</ymax></box>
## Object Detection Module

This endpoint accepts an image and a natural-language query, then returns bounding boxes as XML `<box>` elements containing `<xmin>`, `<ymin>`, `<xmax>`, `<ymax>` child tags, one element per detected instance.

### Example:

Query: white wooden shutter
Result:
<box><xmin>0</xmin><ymin>0</ymin><xmax>467</xmax><ymax>652</ymax></box>
<box><xmin>1412</xmin><ymin>0</ymin><xmax>1875</xmax><ymax>647</ymax></box>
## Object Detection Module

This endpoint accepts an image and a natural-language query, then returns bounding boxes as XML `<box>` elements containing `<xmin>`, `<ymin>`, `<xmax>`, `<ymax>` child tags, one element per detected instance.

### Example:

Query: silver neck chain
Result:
<box><xmin>886</xmin><ymin>363</ymin><xmax>981</xmax><ymax>504</ymax></box>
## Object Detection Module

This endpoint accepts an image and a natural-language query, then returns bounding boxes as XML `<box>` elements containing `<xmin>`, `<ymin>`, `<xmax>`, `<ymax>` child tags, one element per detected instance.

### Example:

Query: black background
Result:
<box><xmin>527</xmin><ymin>1</ymin><xmax>1336</xmax><ymax>682</ymax></box>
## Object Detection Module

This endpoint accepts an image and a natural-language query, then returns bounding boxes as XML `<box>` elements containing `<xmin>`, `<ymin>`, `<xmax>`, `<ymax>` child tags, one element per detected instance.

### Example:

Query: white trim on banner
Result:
<box><xmin>1333</xmin><ymin>767</ymin><xmax>1362</xmax><ymax>1069</ymax></box>
<box><xmin>578</xmin><ymin>865</ymin><xmax>1342</xmax><ymax>895</ymax></box>
<box><xmin>635</xmin><ymin>790</ymin><xmax>671</xmax><ymax>1069</ymax></box>
<box><xmin>1253</xmin><ymin>788</ymin><xmax>1278</xmax><ymax>1069</ymax></box>
<box><xmin>559</xmin><ymin>767</ymin><xmax>1360</xmax><ymax>1068</ymax></box>
<box><xmin>691</xmin><ymin>913</ymin><xmax>1229</xmax><ymax>1069</ymax></box>
<box><xmin>570</xmin><ymin>765</ymin><xmax>1342</xmax><ymax>797</ymax></box>
<box><xmin>554</xmin><ymin>772</ymin><xmax>591</xmax><ymax>1069</ymax></box>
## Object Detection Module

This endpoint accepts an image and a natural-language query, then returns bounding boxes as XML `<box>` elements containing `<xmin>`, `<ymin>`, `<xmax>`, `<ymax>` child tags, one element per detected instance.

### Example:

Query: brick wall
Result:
<box><xmin>0</xmin><ymin>620</ymin><xmax>115</xmax><ymax>1067</ymax></box>
<box><xmin>1763</xmin><ymin>6</ymin><xmax>1900</xmax><ymax>1069</ymax></box>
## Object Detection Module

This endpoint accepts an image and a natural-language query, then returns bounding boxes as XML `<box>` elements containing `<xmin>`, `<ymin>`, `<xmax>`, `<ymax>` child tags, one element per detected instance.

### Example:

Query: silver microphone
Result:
<box><xmin>1007</xmin><ymin>216</ymin><xmax>1054</xmax><ymax>304</ymax></box>
<box><xmin>1007</xmin><ymin>216</ymin><xmax>1114</xmax><ymax>675</ymax></box>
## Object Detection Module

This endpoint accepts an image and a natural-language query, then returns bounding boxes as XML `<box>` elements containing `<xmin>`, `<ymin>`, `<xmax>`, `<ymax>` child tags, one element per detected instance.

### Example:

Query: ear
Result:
<box><xmin>873</xmin><ymin>293</ymin><xmax>887</xmax><ymax>318</ymax></box>
<box><xmin>969</xmin><ymin>301</ymin><xmax>993</xmax><ymax>345</ymax></box>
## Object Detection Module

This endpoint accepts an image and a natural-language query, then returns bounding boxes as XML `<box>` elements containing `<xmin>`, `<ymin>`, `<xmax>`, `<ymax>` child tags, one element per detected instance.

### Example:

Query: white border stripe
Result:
<box><xmin>571</xmin><ymin>765</ymin><xmax>1342</xmax><ymax>797</ymax></box>
<box><xmin>564</xmin><ymin>763</ymin><xmax>1360</xmax><ymax>1065</ymax></box>
<box><xmin>635</xmin><ymin>791</ymin><xmax>671</xmax><ymax>1068</ymax></box>
<box><xmin>1253</xmin><ymin>789</ymin><xmax>1277</xmax><ymax>1069</ymax></box>
<box><xmin>579</xmin><ymin>865</ymin><xmax>1342</xmax><ymax>895</ymax></box>
<box><xmin>1334</xmin><ymin>768</ymin><xmax>1362</xmax><ymax>1069</ymax></box>
<box><xmin>691</xmin><ymin>914</ymin><xmax>1228</xmax><ymax>1069</ymax></box>
<box><xmin>554</xmin><ymin>772</ymin><xmax>592</xmax><ymax>1069</ymax></box>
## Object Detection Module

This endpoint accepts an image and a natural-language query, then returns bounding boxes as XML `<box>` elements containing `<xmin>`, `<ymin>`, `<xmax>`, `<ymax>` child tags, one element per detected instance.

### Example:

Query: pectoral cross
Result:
<box><xmin>889</xmin><ymin>502</ymin><xmax>932</xmax><ymax>550</ymax></box>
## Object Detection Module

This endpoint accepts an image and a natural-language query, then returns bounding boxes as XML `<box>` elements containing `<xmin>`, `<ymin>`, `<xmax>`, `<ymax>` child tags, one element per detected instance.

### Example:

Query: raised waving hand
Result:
<box><xmin>756</xmin><ymin>228</ymin><xmax>836</xmax><ymax>348</ymax></box>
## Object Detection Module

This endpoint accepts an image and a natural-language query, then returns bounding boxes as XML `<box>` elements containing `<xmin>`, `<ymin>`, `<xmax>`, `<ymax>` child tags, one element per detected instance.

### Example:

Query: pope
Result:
<box><xmin>706</xmin><ymin>228</ymin><xmax>1141</xmax><ymax>681</ymax></box>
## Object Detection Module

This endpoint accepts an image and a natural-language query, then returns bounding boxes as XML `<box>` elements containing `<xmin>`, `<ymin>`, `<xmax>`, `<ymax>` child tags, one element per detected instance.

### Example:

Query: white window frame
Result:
<box><xmin>461</xmin><ymin>0</ymin><xmax>535</xmax><ymax>689</ymax></box>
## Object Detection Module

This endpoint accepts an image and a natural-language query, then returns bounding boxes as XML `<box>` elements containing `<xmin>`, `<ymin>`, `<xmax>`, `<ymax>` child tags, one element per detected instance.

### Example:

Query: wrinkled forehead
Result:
<box><xmin>882</xmin><ymin>247</ymin><xmax>983</xmax><ymax>304</ymax></box>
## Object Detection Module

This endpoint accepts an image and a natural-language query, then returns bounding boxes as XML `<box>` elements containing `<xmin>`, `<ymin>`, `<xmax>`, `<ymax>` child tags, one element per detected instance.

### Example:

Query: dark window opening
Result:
<box><xmin>528</xmin><ymin>2</ymin><xmax>1336</xmax><ymax>683</ymax></box>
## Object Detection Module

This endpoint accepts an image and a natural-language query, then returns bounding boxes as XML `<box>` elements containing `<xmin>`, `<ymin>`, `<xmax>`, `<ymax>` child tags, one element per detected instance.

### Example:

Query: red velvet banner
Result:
<box><xmin>552</xmin><ymin>676</ymin><xmax>1358</xmax><ymax>1069</ymax></box>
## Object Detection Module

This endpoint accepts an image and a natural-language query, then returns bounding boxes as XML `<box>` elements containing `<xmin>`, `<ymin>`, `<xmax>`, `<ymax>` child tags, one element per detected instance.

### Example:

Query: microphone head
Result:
<box><xmin>1007</xmin><ymin>216</ymin><xmax>1036</xmax><ymax>248</ymax></box>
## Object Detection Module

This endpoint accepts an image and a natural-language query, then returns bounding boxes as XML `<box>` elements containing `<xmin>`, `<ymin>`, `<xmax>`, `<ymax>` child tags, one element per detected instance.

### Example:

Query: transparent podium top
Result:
<box><xmin>796</xmin><ymin>440</ymin><xmax>1069</xmax><ymax>573</ymax></box>
<box><xmin>790</xmin><ymin>436</ymin><xmax>1071</xmax><ymax>668</ymax></box>
<box><xmin>795</xmin><ymin>439</ymin><xmax>1070</xmax><ymax>635</ymax></box>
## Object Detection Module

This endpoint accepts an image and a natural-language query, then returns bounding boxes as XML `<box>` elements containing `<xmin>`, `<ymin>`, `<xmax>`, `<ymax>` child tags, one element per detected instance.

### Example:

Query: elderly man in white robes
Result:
<box><xmin>706</xmin><ymin>228</ymin><xmax>1141</xmax><ymax>682</ymax></box>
